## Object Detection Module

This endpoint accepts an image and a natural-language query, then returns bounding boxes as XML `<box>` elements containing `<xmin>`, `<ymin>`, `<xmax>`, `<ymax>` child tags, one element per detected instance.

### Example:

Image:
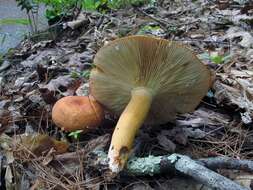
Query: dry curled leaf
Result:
<box><xmin>157</xmin><ymin>133</ymin><xmax>176</xmax><ymax>152</ymax></box>
<box><xmin>14</xmin><ymin>134</ymin><xmax>69</xmax><ymax>158</ymax></box>
<box><xmin>214</xmin><ymin>79</ymin><xmax>253</xmax><ymax>124</ymax></box>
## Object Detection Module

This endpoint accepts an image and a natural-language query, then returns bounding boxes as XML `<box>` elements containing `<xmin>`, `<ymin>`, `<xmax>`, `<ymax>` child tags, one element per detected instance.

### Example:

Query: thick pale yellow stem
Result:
<box><xmin>108</xmin><ymin>87</ymin><xmax>153</xmax><ymax>173</ymax></box>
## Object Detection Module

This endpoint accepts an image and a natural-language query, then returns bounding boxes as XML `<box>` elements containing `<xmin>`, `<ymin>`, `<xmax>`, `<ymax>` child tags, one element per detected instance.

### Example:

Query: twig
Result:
<box><xmin>135</xmin><ymin>7</ymin><xmax>200</xmax><ymax>28</ymax></box>
<box><xmin>135</xmin><ymin>7</ymin><xmax>171</xmax><ymax>27</ymax></box>
<box><xmin>199</xmin><ymin>156</ymin><xmax>253</xmax><ymax>173</ymax></box>
<box><xmin>93</xmin><ymin>151</ymin><xmax>248</xmax><ymax>190</ymax></box>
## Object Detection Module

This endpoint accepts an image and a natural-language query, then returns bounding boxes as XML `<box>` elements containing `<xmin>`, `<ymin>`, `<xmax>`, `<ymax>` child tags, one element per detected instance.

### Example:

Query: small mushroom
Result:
<box><xmin>90</xmin><ymin>35</ymin><xmax>212</xmax><ymax>173</ymax></box>
<box><xmin>52</xmin><ymin>96</ymin><xmax>104</xmax><ymax>132</ymax></box>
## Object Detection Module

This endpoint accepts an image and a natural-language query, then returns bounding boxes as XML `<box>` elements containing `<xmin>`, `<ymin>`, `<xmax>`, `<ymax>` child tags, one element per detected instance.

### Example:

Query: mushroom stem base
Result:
<box><xmin>108</xmin><ymin>87</ymin><xmax>153</xmax><ymax>173</ymax></box>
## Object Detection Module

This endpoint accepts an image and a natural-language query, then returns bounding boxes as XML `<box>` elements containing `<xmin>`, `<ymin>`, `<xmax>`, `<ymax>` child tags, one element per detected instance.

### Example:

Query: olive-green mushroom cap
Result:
<box><xmin>90</xmin><ymin>35</ymin><xmax>211</xmax><ymax>124</ymax></box>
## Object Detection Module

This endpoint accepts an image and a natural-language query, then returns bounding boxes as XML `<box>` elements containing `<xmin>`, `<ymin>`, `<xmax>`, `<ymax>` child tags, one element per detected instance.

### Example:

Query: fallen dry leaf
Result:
<box><xmin>14</xmin><ymin>133</ymin><xmax>69</xmax><ymax>157</ymax></box>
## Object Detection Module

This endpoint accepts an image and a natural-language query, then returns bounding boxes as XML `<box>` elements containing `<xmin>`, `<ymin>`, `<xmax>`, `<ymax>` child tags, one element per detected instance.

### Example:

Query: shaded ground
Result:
<box><xmin>0</xmin><ymin>0</ymin><xmax>253</xmax><ymax>189</ymax></box>
<box><xmin>0</xmin><ymin>0</ymin><xmax>47</xmax><ymax>54</ymax></box>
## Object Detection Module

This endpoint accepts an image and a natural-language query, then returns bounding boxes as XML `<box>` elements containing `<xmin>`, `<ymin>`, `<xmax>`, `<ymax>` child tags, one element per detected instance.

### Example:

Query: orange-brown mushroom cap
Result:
<box><xmin>90</xmin><ymin>35</ymin><xmax>212</xmax><ymax>124</ymax></box>
<box><xmin>52</xmin><ymin>96</ymin><xmax>104</xmax><ymax>132</ymax></box>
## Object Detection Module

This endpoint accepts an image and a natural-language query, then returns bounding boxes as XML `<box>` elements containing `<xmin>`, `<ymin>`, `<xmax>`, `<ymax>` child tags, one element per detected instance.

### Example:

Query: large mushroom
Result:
<box><xmin>90</xmin><ymin>35</ymin><xmax>212</xmax><ymax>173</ymax></box>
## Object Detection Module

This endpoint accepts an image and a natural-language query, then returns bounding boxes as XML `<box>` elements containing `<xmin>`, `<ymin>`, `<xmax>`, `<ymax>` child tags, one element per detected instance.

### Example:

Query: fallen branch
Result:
<box><xmin>64</xmin><ymin>13</ymin><xmax>89</xmax><ymax>30</ymax></box>
<box><xmin>92</xmin><ymin>151</ymin><xmax>248</xmax><ymax>190</ymax></box>
<box><xmin>199</xmin><ymin>156</ymin><xmax>253</xmax><ymax>173</ymax></box>
<box><xmin>135</xmin><ymin>7</ymin><xmax>200</xmax><ymax>28</ymax></box>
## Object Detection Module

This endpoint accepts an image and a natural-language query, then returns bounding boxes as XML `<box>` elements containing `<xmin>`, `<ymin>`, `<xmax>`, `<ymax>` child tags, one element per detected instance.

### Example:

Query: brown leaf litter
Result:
<box><xmin>0</xmin><ymin>0</ymin><xmax>253</xmax><ymax>189</ymax></box>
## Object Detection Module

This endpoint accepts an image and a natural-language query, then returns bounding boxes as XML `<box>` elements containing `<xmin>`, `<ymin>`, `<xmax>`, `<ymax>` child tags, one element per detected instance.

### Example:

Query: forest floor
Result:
<box><xmin>0</xmin><ymin>0</ymin><xmax>253</xmax><ymax>189</ymax></box>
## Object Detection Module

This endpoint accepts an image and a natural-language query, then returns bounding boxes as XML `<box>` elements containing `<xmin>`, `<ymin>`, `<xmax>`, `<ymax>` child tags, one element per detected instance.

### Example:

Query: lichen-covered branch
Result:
<box><xmin>93</xmin><ymin>151</ymin><xmax>249</xmax><ymax>190</ymax></box>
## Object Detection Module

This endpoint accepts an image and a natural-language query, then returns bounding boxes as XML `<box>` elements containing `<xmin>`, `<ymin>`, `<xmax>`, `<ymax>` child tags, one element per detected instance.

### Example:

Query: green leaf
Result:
<box><xmin>83</xmin><ymin>0</ymin><xmax>97</xmax><ymax>10</ymax></box>
<box><xmin>210</xmin><ymin>54</ymin><xmax>231</xmax><ymax>64</ymax></box>
<box><xmin>81</xmin><ymin>70</ymin><xmax>91</xmax><ymax>79</ymax></box>
<box><xmin>0</xmin><ymin>54</ymin><xmax>3</xmax><ymax>65</ymax></box>
<box><xmin>211</xmin><ymin>55</ymin><xmax>223</xmax><ymax>64</ymax></box>
<box><xmin>16</xmin><ymin>0</ymin><xmax>33</xmax><ymax>11</ymax></box>
<box><xmin>0</xmin><ymin>34</ymin><xmax>7</xmax><ymax>46</ymax></box>
<box><xmin>68</xmin><ymin>130</ymin><xmax>83</xmax><ymax>139</ymax></box>
<box><xmin>45</xmin><ymin>9</ymin><xmax>59</xmax><ymax>20</ymax></box>
<box><xmin>71</xmin><ymin>71</ymin><xmax>81</xmax><ymax>79</ymax></box>
<box><xmin>222</xmin><ymin>54</ymin><xmax>232</xmax><ymax>64</ymax></box>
